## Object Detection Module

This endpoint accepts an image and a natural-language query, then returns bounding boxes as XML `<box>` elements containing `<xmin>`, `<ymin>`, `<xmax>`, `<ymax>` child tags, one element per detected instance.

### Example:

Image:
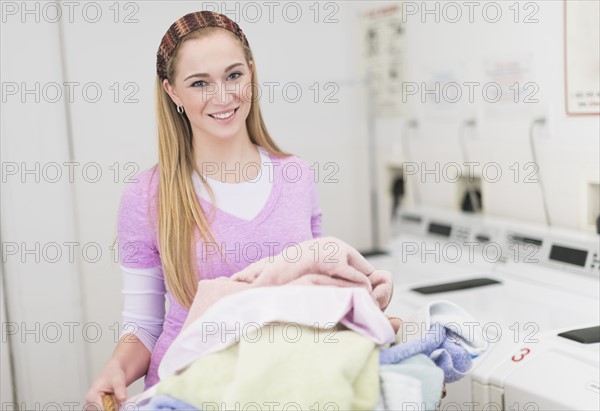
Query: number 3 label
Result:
<box><xmin>511</xmin><ymin>347</ymin><xmax>531</xmax><ymax>362</ymax></box>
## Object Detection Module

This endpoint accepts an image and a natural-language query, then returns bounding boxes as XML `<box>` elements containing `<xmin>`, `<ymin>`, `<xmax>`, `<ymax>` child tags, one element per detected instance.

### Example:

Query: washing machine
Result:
<box><xmin>374</xmin><ymin>206</ymin><xmax>503</xmax><ymax>290</ymax></box>
<box><xmin>366</xmin><ymin>207</ymin><xmax>600</xmax><ymax>409</ymax></box>
<box><xmin>471</xmin><ymin>324</ymin><xmax>599</xmax><ymax>411</ymax></box>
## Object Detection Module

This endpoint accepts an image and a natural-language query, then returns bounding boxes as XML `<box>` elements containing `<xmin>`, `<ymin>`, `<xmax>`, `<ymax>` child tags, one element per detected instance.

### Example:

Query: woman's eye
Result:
<box><xmin>191</xmin><ymin>80</ymin><xmax>207</xmax><ymax>87</ymax></box>
<box><xmin>228</xmin><ymin>72</ymin><xmax>242</xmax><ymax>81</ymax></box>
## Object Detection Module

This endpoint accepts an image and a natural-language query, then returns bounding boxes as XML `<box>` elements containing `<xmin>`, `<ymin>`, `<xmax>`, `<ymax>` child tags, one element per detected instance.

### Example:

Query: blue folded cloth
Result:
<box><xmin>380</xmin><ymin>323</ymin><xmax>472</xmax><ymax>383</ymax></box>
<box><xmin>139</xmin><ymin>395</ymin><xmax>199</xmax><ymax>410</ymax></box>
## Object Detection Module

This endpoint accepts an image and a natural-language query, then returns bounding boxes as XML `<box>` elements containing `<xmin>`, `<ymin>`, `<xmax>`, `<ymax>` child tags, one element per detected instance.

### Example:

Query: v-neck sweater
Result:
<box><xmin>116</xmin><ymin>148</ymin><xmax>323</xmax><ymax>389</ymax></box>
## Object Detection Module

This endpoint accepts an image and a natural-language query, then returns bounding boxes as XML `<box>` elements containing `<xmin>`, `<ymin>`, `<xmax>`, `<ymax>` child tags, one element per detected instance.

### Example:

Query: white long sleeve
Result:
<box><xmin>119</xmin><ymin>265</ymin><xmax>166</xmax><ymax>353</ymax></box>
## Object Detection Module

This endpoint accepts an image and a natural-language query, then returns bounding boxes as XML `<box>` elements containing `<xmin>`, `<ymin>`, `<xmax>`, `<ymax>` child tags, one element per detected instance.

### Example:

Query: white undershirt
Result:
<box><xmin>192</xmin><ymin>145</ymin><xmax>272</xmax><ymax>221</ymax></box>
<box><xmin>120</xmin><ymin>145</ymin><xmax>273</xmax><ymax>353</ymax></box>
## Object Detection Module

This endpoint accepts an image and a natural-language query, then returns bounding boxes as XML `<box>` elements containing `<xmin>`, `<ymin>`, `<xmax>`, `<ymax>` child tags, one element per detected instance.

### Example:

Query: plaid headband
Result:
<box><xmin>156</xmin><ymin>11</ymin><xmax>250</xmax><ymax>80</ymax></box>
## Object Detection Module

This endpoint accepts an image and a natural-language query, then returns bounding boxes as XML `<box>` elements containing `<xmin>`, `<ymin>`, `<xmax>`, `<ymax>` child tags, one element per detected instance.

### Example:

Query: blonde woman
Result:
<box><xmin>84</xmin><ymin>11</ymin><xmax>322</xmax><ymax>409</ymax></box>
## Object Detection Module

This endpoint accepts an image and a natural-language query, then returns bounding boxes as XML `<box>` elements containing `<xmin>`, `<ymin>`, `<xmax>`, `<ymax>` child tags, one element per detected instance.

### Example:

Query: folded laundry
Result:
<box><xmin>138</xmin><ymin>395</ymin><xmax>199</xmax><ymax>410</ymax></box>
<box><xmin>183</xmin><ymin>236</ymin><xmax>393</xmax><ymax>329</ymax></box>
<box><xmin>155</xmin><ymin>323</ymin><xmax>380</xmax><ymax>410</ymax></box>
<box><xmin>380</xmin><ymin>323</ymin><xmax>472</xmax><ymax>383</ymax></box>
<box><xmin>380</xmin><ymin>300</ymin><xmax>488</xmax><ymax>383</ymax></box>
<box><xmin>395</xmin><ymin>300</ymin><xmax>488</xmax><ymax>357</ymax></box>
<box><xmin>378</xmin><ymin>354</ymin><xmax>444</xmax><ymax>411</ymax></box>
<box><xmin>429</xmin><ymin>332</ymin><xmax>472</xmax><ymax>383</ymax></box>
<box><xmin>374</xmin><ymin>369</ymin><xmax>422</xmax><ymax>410</ymax></box>
<box><xmin>159</xmin><ymin>285</ymin><xmax>396</xmax><ymax>380</ymax></box>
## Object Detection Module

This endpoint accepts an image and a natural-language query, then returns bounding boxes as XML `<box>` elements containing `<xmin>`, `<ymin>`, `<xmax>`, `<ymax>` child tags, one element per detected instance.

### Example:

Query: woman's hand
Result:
<box><xmin>229</xmin><ymin>236</ymin><xmax>393</xmax><ymax>309</ymax></box>
<box><xmin>83</xmin><ymin>361</ymin><xmax>128</xmax><ymax>410</ymax></box>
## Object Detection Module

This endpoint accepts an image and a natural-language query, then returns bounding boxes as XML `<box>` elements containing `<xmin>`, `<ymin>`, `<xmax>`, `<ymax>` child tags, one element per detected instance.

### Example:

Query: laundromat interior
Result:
<box><xmin>1</xmin><ymin>1</ymin><xmax>599</xmax><ymax>410</ymax></box>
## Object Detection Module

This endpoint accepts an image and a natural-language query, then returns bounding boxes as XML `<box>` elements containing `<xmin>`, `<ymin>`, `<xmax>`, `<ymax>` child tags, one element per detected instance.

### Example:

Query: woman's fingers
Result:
<box><xmin>368</xmin><ymin>269</ymin><xmax>393</xmax><ymax>309</ymax></box>
<box><xmin>83</xmin><ymin>395</ymin><xmax>103</xmax><ymax>411</ymax></box>
<box><xmin>83</xmin><ymin>368</ymin><xmax>127</xmax><ymax>410</ymax></box>
<box><xmin>112</xmin><ymin>374</ymin><xmax>128</xmax><ymax>403</ymax></box>
<box><xmin>231</xmin><ymin>256</ymin><xmax>268</xmax><ymax>282</ymax></box>
<box><xmin>316</xmin><ymin>237</ymin><xmax>375</xmax><ymax>275</ymax></box>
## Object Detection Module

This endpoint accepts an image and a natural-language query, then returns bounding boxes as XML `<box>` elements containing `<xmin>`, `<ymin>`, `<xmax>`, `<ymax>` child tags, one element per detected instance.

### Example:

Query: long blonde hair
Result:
<box><xmin>154</xmin><ymin>26</ymin><xmax>291</xmax><ymax>310</ymax></box>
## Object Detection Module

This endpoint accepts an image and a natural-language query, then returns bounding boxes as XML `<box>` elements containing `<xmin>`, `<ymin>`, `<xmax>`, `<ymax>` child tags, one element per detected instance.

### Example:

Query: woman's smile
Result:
<box><xmin>208</xmin><ymin>106</ymin><xmax>239</xmax><ymax>123</ymax></box>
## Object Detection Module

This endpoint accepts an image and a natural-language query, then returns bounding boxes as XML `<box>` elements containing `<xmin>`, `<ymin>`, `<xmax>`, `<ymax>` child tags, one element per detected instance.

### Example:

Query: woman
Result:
<box><xmin>84</xmin><ymin>11</ymin><xmax>322</xmax><ymax>409</ymax></box>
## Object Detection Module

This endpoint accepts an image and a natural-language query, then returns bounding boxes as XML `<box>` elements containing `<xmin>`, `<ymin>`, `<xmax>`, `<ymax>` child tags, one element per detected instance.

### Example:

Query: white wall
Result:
<box><xmin>350</xmin><ymin>0</ymin><xmax>599</xmax><ymax>244</ymax></box>
<box><xmin>1</xmin><ymin>268</ymin><xmax>15</xmax><ymax>404</ymax></box>
<box><xmin>1</xmin><ymin>5</ymin><xmax>88</xmax><ymax>406</ymax></box>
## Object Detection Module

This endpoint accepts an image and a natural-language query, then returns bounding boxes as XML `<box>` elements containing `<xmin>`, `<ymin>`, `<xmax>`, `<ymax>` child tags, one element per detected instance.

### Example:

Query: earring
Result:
<box><xmin>176</xmin><ymin>105</ymin><xmax>185</xmax><ymax>114</ymax></box>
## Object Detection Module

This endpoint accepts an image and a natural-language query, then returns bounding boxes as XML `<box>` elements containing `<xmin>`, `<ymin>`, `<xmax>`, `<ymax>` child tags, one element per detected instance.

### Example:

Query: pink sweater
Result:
<box><xmin>117</xmin><ymin>150</ymin><xmax>323</xmax><ymax>390</ymax></box>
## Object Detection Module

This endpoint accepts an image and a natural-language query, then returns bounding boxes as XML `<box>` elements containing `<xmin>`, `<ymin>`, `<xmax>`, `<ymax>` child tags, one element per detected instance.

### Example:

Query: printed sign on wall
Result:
<box><xmin>360</xmin><ymin>4</ymin><xmax>406</xmax><ymax>118</ymax></box>
<box><xmin>565</xmin><ymin>0</ymin><xmax>600</xmax><ymax>115</ymax></box>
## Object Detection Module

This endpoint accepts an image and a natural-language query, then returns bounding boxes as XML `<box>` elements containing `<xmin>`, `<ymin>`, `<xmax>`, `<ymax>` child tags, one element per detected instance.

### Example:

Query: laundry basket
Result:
<box><xmin>101</xmin><ymin>394</ymin><xmax>117</xmax><ymax>411</ymax></box>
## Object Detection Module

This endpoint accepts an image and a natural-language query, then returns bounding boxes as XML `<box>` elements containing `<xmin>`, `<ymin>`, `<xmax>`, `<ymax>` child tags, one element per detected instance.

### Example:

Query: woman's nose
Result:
<box><xmin>211</xmin><ymin>81</ymin><xmax>236</xmax><ymax>105</ymax></box>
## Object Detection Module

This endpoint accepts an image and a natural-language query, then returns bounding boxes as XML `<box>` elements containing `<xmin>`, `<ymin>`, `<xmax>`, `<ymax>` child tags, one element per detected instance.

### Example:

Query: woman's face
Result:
<box><xmin>163</xmin><ymin>30</ymin><xmax>254</xmax><ymax>143</ymax></box>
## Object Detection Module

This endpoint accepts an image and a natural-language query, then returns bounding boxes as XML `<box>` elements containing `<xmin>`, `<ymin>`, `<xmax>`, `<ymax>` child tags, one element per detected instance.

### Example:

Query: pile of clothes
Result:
<box><xmin>128</xmin><ymin>236</ymin><xmax>488</xmax><ymax>410</ymax></box>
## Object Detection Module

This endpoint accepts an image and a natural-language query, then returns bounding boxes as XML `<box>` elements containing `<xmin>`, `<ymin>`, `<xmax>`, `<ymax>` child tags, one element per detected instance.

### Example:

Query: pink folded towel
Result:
<box><xmin>182</xmin><ymin>236</ymin><xmax>393</xmax><ymax>330</ymax></box>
